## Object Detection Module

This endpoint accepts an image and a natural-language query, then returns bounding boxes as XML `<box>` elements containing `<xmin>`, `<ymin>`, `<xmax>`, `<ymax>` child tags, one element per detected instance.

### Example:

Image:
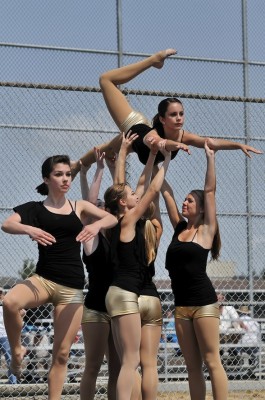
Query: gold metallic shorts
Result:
<box><xmin>138</xmin><ymin>295</ymin><xmax>163</xmax><ymax>326</ymax></box>
<box><xmin>120</xmin><ymin>110</ymin><xmax>151</xmax><ymax>134</ymax></box>
<box><xmin>33</xmin><ymin>274</ymin><xmax>84</xmax><ymax>306</ymax></box>
<box><xmin>175</xmin><ymin>303</ymin><xmax>220</xmax><ymax>320</ymax></box>
<box><xmin>105</xmin><ymin>286</ymin><xmax>139</xmax><ymax>318</ymax></box>
<box><xmin>82</xmin><ymin>307</ymin><xmax>111</xmax><ymax>324</ymax></box>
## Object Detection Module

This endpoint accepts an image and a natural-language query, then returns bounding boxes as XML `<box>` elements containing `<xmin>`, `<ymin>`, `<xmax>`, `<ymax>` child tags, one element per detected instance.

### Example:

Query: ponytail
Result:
<box><xmin>144</xmin><ymin>219</ymin><xmax>157</xmax><ymax>265</ymax></box>
<box><xmin>36</xmin><ymin>182</ymin><xmax>48</xmax><ymax>196</ymax></box>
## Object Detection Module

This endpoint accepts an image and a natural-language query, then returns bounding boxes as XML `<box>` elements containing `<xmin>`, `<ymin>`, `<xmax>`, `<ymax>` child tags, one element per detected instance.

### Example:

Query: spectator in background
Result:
<box><xmin>217</xmin><ymin>293</ymin><xmax>240</xmax><ymax>332</ymax></box>
<box><xmin>22</xmin><ymin>304</ymin><xmax>53</xmax><ymax>356</ymax></box>
<box><xmin>0</xmin><ymin>288</ymin><xmax>25</xmax><ymax>384</ymax></box>
<box><xmin>161</xmin><ymin>310</ymin><xmax>182</xmax><ymax>357</ymax></box>
<box><xmin>237</xmin><ymin>306</ymin><xmax>261</xmax><ymax>367</ymax></box>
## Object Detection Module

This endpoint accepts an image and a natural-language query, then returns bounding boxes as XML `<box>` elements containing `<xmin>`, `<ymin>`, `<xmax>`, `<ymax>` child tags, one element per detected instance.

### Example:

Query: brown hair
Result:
<box><xmin>190</xmin><ymin>189</ymin><xmax>221</xmax><ymax>260</ymax></box>
<box><xmin>104</xmin><ymin>183</ymin><xmax>127</xmax><ymax>217</ymax></box>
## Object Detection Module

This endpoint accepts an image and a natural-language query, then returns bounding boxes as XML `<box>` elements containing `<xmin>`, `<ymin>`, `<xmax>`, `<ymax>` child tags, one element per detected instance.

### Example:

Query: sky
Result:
<box><xmin>0</xmin><ymin>0</ymin><xmax>264</xmax><ymax>282</ymax></box>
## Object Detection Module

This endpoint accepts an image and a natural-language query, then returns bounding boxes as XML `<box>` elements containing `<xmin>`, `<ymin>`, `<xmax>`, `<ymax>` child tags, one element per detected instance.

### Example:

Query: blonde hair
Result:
<box><xmin>144</xmin><ymin>219</ymin><xmax>157</xmax><ymax>265</ymax></box>
<box><xmin>142</xmin><ymin>202</ymin><xmax>157</xmax><ymax>265</ymax></box>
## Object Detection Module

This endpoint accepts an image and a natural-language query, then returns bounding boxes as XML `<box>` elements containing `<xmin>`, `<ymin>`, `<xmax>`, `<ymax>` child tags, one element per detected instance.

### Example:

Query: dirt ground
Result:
<box><xmin>158</xmin><ymin>391</ymin><xmax>265</xmax><ymax>399</ymax></box>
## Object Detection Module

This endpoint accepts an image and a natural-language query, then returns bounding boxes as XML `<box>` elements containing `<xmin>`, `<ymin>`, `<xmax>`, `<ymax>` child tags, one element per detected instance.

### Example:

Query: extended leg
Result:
<box><xmin>71</xmin><ymin>49</ymin><xmax>176</xmax><ymax>178</ymax></box>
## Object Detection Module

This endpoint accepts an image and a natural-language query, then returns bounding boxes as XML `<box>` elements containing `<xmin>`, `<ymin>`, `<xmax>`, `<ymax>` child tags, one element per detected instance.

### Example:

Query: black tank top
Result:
<box><xmin>165</xmin><ymin>220</ymin><xmax>217</xmax><ymax>306</ymax></box>
<box><xmin>14</xmin><ymin>201</ymin><xmax>85</xmax><ymax>289</ymax></box>
<box><xmin>130</xmin><ymin>124</ymin><xmax>180</xmax><ymax>165</ymax></box>
<box><xmin>109</xmin><ymin>218</ymin><xmax>148</xmax><ymax>295</ymax></box>
<box><xmin>83</xmin><ymin>232</ymin><xmax>112</xmax><ymax>312</ymax></box>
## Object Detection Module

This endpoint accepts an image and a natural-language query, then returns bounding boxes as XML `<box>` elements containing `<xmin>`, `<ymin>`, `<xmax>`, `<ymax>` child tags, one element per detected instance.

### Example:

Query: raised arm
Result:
<box><xmin>182</xmin><ymin>131</ymin><xmax>263</xmax><ymax>158</ymax></box>
<box><xmin>113</xmin><ymin>131</ymin><xmax>139</xmax><ymax>184</ymax></box>
<box><xmin>135</xmin><ymin>144</ymin><xmax>157</xmax><ymax>199</ymax></box>
<box><xmin>128</xmin><ymin>149</ymin><xmax>171</xmax><ymax>225</ymax></box>
<box><xmin>160</xmin><ymin>174</ymin><xmax>184</xmax><ymax>229</ymax></box>
<box><xmin>87</xmin><ymin>148</ymin><xmax>105</xmax><ymax>205</ymax></box>
<box><xmin>150</xmin><ymin>193</ymin><xmax>163</xmax><ymax>245</ymax></box>
<box><xmin>79</xmin><ymin>161</ymin><xmax>91</xmax><ymax>201</ymax></box>
<box><xmin>203</xmin><ymin>139</ymin><xmax>217</xmax><ymax>237</ymax></box>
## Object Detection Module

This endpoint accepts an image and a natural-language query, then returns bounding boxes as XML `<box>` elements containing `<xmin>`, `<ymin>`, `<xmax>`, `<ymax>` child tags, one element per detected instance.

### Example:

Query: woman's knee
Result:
<box><xmin>3</xmin><ymin>296</ymin><xmax>21</xmax><ymax>313</ymax></box>
<box><xmin>99</xmin><ymin>73</ymin><xmax>111</xmax><ymax>89</ymax></box>
<box><xmin>53</xmin><ymin>348</ymin><xmax>70</xmax><ymax>366</ymax></box>
<box><xmin>204</xmin><ymin>356</ymin><xmax>222</xmax><ymax>373</ymax></box>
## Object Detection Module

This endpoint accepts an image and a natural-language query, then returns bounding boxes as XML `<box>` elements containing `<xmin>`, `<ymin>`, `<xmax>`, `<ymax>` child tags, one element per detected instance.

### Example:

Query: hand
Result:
<box><xmin>79</xmin><ymin>160</ymin><xmax>91</xmax><ymax>175</ymax></box>
<box><xmin>204</xmin><ymin>139</ymin><xmax>215</xmax><ymax>157</ymax></box>
<box><xmin>240</xmin><ymin>144</ymin><xmax>263</xmax><ymax>158</ymax></box>
<box><xmin>174</xmin><ymin>142</ymin><xmax>191</xmax><ymax>154</ymax></box>
<box><xmin>76</xmin><ymin>223</ymin><xmax>100</xmax><ymax>243</ymax></box>
<box><xmin>120</xmin><ymin>131</ymin><xmax>139</xmax><ymax>153</ymax></box>
<box><xmin>94</xmin><ymin>147</ymin><xmax>105</xmax><ymax>169</ymax></box>
<box><xmin>105</xmin><ymin>153</ymin><xmax>117</xmax><ymax>170</ymax></box>
<box><xmin>157</xmin><ymin>141</ymin><xmax>171</xmax><ymax>159</ymax></box>
<box><xmin>146</xmin><ymin>137</ymin><xmax>158</xmax><ymax>155</ymax></box>
<box><xmin>28</xmin><ymin>227</ymin><xmax>56</xmax><ymax>246</ymax></box>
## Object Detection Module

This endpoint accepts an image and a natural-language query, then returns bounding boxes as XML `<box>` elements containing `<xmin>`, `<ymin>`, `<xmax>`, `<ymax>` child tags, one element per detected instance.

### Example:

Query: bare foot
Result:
<box><xmin>70</xmin><ymin>160</ymin><xmax>81</xmax><ymax>181</ymax></box>
<box><xmin>10</xmin><ymin>345</ymin><xmax>27</xmax><ymax>378</ymax></box>
<box><xmin>153</xmin><ymin>49</ymin><xmax>177</xmax><ymax>69</ymax></box>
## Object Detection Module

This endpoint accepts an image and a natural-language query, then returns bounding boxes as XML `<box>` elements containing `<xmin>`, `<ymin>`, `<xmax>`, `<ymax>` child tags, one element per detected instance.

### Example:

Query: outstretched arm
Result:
<box><xmin>143</xmin><ymin>129</ymin><xmax>191</xmax><ymax>154</ymax></box>
<box><xmin>1</xmin><ymin>213</ymin><xmax>56</xmax><ymax>246</ymax></box>
<box><xmin>183</xmin><ymin>131</ymin><xmax>263</xmax><ymax>158</ymax></box>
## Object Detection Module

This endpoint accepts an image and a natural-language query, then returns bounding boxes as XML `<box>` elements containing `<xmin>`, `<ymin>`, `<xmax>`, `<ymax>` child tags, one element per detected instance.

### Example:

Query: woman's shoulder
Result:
<box><xmin>14</xmin><ymin>201</ymin><xmax>43</xmax><ymax>213</ymax></box>
<box><xmin>173</xmin><ymin>220</ymin><xmax>187</xmax><ymax>236</ymax></box>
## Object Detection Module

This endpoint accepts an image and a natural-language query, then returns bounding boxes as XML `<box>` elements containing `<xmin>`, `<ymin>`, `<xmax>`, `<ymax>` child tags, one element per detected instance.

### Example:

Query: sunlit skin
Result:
<box><xmin>44</xmin><ymin>164</ymin><xmax>72</xmax><ymax>197</ymax></box>
<box><xmin>181</xmin><ymin>193</ymin><xmax>202</xmax><ymax>219</ymax></box>
<box><xmin>159</xmin><ymin>102</ymin><xmax>185</xmax><ymax>140</ymax></box>
<box><xmin>121</xmin><ymin>186</ymin><xmax>139</xmax><ymax>210</ymax></box>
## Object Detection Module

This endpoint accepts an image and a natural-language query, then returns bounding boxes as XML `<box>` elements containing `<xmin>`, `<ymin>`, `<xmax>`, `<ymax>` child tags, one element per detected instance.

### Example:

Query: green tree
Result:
<box><xmin>19</xmin><ymin>258</ymin><xmax>36</xmax><ymax>279</ymax></box>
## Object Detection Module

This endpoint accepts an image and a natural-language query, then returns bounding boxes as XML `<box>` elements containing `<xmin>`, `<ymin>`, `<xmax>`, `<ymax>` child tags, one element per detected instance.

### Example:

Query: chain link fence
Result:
<box><xmin>0</xmin><ymin>0</ymin><xmax>265</xmax><ymax>398</ymax></box>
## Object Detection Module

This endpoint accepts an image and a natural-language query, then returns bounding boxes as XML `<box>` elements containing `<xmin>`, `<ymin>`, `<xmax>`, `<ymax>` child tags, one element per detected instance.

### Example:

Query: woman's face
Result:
<box><xmin>44</xmin><ymin>163</ymin><xmax>72</xmax><ymax>194</ymax></box>
<box><xmin>182</xmin><ymin>193</ymin><xmax>201</xmax><ymax>218</ymax></box>
<box><xmin>160</xmin><ymin>102</ymin><xmax>184</xmax><ymax>131</ymax></box>
<box><xmin>123</xmin><ymin>185</ymin><xmax>139</xmax><ymax>209</ymax></box>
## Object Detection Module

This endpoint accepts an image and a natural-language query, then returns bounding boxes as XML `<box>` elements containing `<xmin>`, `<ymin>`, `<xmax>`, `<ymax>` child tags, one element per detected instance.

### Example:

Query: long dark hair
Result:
<box><xmin>36</xmin><ymin>155</ymin><xmax>71</xmax><ymax>196</ymax></box>
<box><xmin>190</xmin><ymin>189</ymin><xmax>221</xmax><ymax>260</ymax></box>
<box><xmin>152</xmin><ymin>98</ymin><xmax>183</xmax><ymax>130</ymax></box>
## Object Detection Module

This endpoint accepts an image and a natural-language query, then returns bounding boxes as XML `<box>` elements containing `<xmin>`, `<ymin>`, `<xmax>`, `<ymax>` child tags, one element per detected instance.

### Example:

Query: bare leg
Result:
<box><xmin>3</xmin><ymin>277</ymin><xmax>50</xmax><ymax>377</ymax></box>
<box><xmin>140</xmin><ymin>325</ymin><xmax>161</xmax><ymax>400</ymax></box>
<box><xmin>106</xmin><ymin>329</ymin><xmax>121</xmax><ymax>400</ymax></box>
<box><xmin>111</xmin><ymin>313</ymin><xmax>141</xmax><ymax>400</ymax></box>
<box><xmin>194</xmin><ymin>317</ymin><xmax>228</xmax><ymax>400</ymax></box>
<box><xmin>80</xmin><ymin>322</ymin><xmax>110</xmax><ymax>400</ymax></box>
<box><xmin>175</xmin><ymin>319</ymin><xmax>206</xmax><ymax>400</ymax></box>
<box><xmin>131</xmin><ymin>369</ymin><xmax>142</xmax><ymax>400</ymax></box>
<box><xmin>71</xmin><ymin>49</ymin><xmax>176</xmax><ymax>178</ymax></box>
<box><xmin>48</xmin><ymin>303</ymin><xmax>83</xmax><ymax>400</ymax></box>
